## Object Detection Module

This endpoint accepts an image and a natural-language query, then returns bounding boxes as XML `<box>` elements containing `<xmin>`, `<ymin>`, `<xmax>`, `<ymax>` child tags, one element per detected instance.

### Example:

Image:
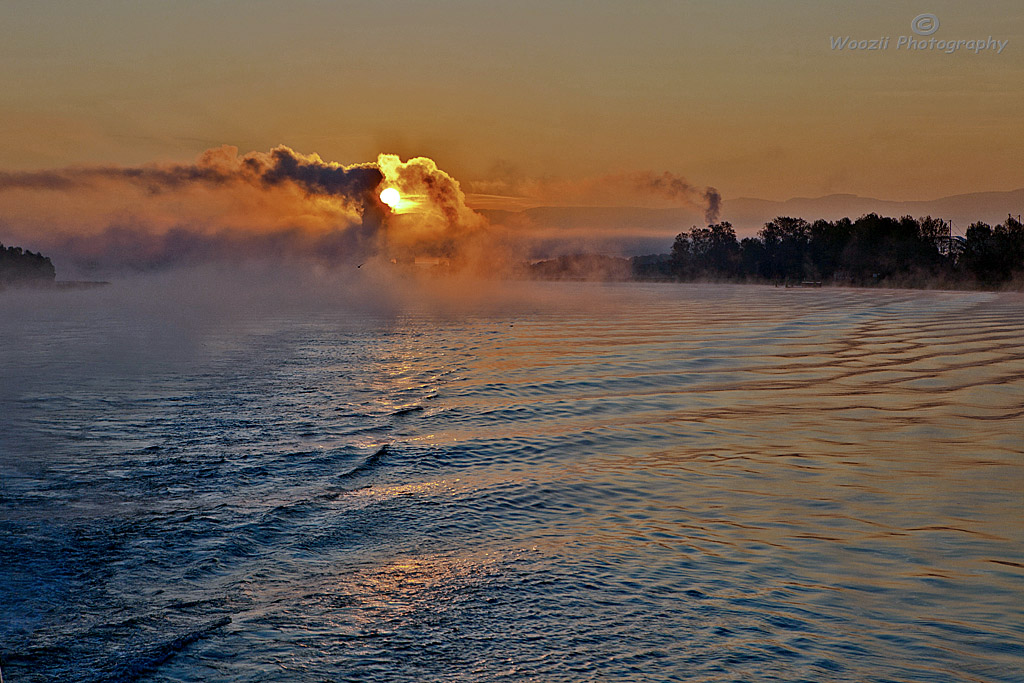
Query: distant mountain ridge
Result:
<box><xmin>725</xmin><ymin>189</ymin><xmax>1024</xmax><ymax>235</ymax></box>
<box><xmin>477</xmin><ymin>188</ymin><xmax>1024</xmax><ymax>256</ymax></box>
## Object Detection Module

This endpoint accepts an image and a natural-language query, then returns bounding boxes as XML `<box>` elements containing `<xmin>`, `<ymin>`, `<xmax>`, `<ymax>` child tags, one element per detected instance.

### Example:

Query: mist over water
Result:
<box><xmin>2</xmin><ymin>279</ymin><xmax>1023</xmax><ymax>682</ymax></box>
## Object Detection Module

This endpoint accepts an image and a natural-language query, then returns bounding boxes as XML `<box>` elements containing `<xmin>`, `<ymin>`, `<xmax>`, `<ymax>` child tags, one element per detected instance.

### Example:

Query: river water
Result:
<box><xmin>2</xmin><ymin>279</ymin><xmax>1022</xmax><ymax>682</ymax></box>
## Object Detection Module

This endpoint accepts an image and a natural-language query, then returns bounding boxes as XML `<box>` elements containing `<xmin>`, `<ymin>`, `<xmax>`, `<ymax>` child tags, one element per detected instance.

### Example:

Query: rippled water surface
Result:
<box><xmin>2</xmin><ymin>281</ymin><xmax>1023</xmax><ymax>682</ymax></box>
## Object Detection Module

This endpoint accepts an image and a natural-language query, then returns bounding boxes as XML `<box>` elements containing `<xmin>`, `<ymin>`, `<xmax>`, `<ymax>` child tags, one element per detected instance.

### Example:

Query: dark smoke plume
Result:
<box><xmin>703</xmin><ymin>187</ymin><xmax>721</xmax><ymax>224</ymax></box>
<box><xmin>0</xmin><ymin>146</ymin><xmax>395</xmax><ymax>274</ymax></box>
<box><xmin>0</xmin><ymin>147</ymin><xmax>503</xmax><ymax>275</ymax></box>
<box><xmin>0</xmin><ymin>146</ymin><xmax>383</xmax><ymax>204</ymax></box>
<box><xmin>250</xmin><ymin>147</ymin><xmax>383</xmax><ymax>199</ymax></box>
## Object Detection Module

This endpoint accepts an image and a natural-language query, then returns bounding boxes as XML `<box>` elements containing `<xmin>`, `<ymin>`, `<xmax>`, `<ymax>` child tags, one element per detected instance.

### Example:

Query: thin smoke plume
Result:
<box><xmin>468</xmin><ymin>167</ymin><xmax>722</xmax><ymax>222</ymax></box>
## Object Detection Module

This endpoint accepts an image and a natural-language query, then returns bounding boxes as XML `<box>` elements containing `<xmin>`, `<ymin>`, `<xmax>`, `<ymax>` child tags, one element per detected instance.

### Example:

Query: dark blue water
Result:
<box><xmin>2</xmin><ymin>278</ymin><xmax>1023</xmax><ymax>682</ymax></box>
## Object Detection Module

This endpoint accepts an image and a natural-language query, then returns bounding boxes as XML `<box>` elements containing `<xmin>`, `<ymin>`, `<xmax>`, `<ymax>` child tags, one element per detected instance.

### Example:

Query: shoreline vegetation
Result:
<box><xmin>0</xmin><ymin>242</ymin><xmax>109</xmax><ymax>291</ymax></box>
<box><xmin>0</xmin><ymin>242</ymin><xmax>55</xmax><ymax>286</ymax></box>
<box><xmin>4</xmin><ymin>212</ymin><xmax>1024</xmax><ymax>293</ymax></box>
<box><xmin>527</xmin><ymin>213</ymin><xmax>1024</xmax><ymax>291</ymax></box>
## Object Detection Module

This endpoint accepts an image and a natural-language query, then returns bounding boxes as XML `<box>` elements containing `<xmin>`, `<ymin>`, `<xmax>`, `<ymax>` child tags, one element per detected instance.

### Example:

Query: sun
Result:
<box><xmin>380</xmin><ymin>187</ymin><xmax>401</xmax><ymax>208</ymax></box>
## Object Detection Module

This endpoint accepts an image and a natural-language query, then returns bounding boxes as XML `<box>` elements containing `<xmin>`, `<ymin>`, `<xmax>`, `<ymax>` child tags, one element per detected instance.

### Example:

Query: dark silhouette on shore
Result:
<box><xmin>0</xmin><ymin>242</ymin><xmax>56</xmax><ymax>285</ymax></box>
<box><xmin>621</xmin><ymin>213</ymin><xmax>1023</xmax><ymax>289</ymax></box>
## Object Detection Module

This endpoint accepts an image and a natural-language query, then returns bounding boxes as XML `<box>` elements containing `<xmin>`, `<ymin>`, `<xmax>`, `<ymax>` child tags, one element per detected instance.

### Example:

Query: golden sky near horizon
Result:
<box><xmin>1</xmin><ymin>0</ymin><xmax>1022</xmax><ymax>205</ymax></box>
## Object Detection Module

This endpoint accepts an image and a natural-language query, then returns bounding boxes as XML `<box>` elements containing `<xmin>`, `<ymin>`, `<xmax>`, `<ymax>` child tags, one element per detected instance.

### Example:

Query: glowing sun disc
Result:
<box><xmin>380</xmin><ymin>187</ymin><xmax>401</xmax><ymax>208</ymax></box>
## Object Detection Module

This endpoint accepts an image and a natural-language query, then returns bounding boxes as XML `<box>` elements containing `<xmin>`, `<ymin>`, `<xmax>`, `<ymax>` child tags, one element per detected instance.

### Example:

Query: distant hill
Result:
<box><xmin>479</xmin><ymin>189</ymin><xmax>1024</xmax><ymax>256</ymax></box>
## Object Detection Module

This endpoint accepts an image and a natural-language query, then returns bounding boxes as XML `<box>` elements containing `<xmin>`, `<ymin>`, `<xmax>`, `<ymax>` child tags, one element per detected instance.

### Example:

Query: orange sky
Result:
<box><xmin>1</xmin><ymin>0</ymin><xmax>1022</xmax><ymax>206</ymax></box>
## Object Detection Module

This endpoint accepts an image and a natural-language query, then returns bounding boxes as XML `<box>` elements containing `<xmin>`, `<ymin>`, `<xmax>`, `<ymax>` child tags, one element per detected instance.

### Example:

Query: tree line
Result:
<box><xmin>0</xmin><ymin>243</ymin><xmax>57</xmax><ymax>284</ymax></box>
<box><xmin>632</xmin><ymin>213</ymin><xmax>1024</xmax><ymax>287</ymax></box>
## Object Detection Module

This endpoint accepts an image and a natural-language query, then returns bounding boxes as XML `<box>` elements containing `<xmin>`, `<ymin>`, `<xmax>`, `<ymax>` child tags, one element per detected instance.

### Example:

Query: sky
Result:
<box><xmin>1</xmin><ymin>0</ymin><xmax>1021</xmax><ymax>206</ymax></box>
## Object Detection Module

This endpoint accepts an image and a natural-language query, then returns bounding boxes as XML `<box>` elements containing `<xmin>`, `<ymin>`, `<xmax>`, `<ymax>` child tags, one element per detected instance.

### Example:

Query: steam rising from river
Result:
<box><xmin>0</xmin><ymin>145</ymin><xmax>721</xmax><ymax>285</ymax></box>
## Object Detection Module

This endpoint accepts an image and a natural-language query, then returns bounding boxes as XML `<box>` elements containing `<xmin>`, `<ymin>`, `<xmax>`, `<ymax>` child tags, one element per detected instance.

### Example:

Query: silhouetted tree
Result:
<box><xmin>962</xmin><ymin>222</ymin><xmax>999</xmax><ymax>282</ymax></box>
<box><xmin>671</xmin><ymin>222</ymin><xmax>739</xmax><ymax>279</ymax></box>
<box><xmin>995</xmin><ymin>215</ymin><xmax>1024</xmax><ymax>280</ymax></box>
<box><xmin>657</xmin><ymin>212</ymin><xmax>1020</xmax><ymax>288</ymax></box>
<box><xmin>918</xmin><ymin>216</ymin><xmax>949</xmax><ymax>252</ymax></box>
<box><xmin>962</xmin><ymin>217</ymin><xmax>1024</xmax><ymax>283</ymax></box>
<box><xmin>670</xmin><ymin>230</ymin><xmax>693</xmax><ymax>278</ymax></box>
<box><xmin>804</xmin><ymin>218</ymin><xmax>844</xmax><ymax>281</ymax></box>
<box><xmin>758</xmin><ymin>217</ymin><xmax>810</xmax><ymax>281</ymax></box>
<box><xmin>0</xmin><ymin>242</ymin><xmax>56</xmax><ymax>284</ymax></box>
<box><xmin>738</xmin><ymin>237</ymin><xmax>765</xmax><ymax>279</ymax></box>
